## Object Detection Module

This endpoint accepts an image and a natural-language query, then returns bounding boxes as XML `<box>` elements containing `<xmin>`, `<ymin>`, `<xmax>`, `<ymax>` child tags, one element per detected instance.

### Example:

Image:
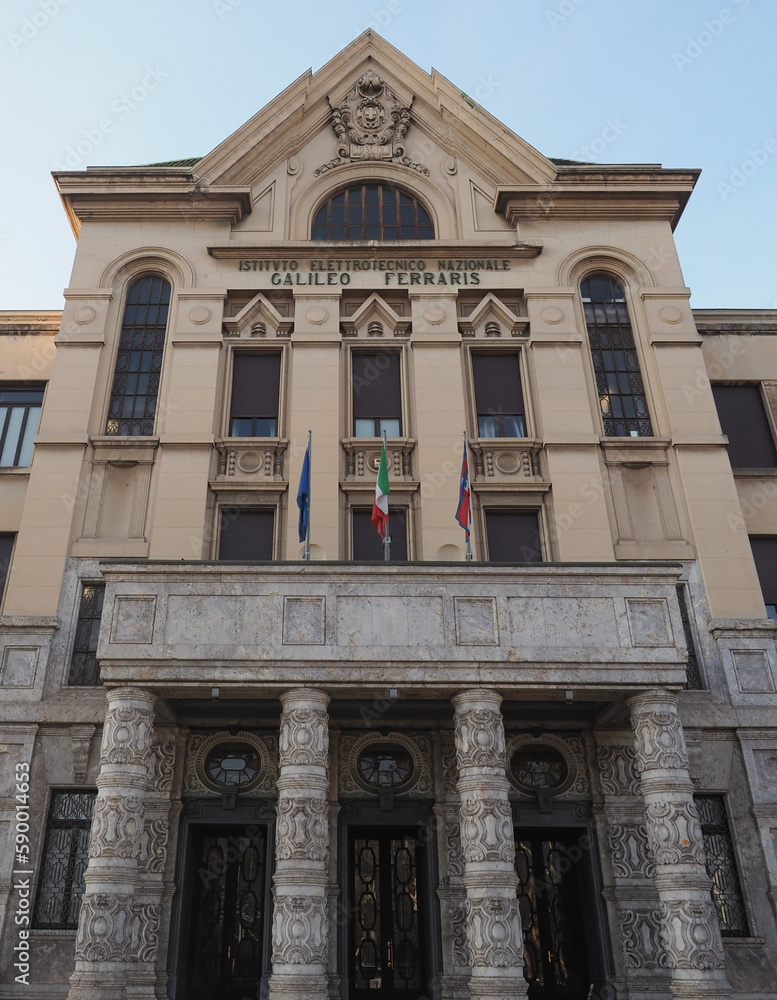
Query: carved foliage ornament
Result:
<box><xmin>316</xmin><ymin>71</ymin><xmax>429</xmax><ymax>176</ymax></box>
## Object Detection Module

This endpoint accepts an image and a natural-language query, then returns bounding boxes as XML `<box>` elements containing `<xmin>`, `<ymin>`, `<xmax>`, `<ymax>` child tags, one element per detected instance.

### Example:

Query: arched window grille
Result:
<box><xmin>106</xmin><ymin>274</ymin><xmax>171</xmax><ymax>435</ymax></box>
<box><xmin>312</xmin><ymin>184</ymin><xmax>434</xmax><ymax>240</ymax></box>
<box><xmin>581</xmin><ymin>274</ymin><xmax>653</xmax><ymax>437</ymax></box>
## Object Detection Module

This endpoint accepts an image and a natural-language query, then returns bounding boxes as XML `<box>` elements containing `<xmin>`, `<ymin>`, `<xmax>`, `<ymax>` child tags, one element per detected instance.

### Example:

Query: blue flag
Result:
<box><xmin>297</xmin><ymin>443</ymin><xmax>311</xmax><ymax>543</ymax></box>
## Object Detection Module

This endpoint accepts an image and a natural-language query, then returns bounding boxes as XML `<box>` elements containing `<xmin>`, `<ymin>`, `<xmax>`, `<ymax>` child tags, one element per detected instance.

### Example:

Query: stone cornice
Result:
<box><xmin>53</xmin><ymin>170</ymin><xmax>253</xmax><ymax>236</ymax></box>
<box><xmin>207</xmin><ymin>240</ymin><xmax>543</xmax><ymax>259</ymax></box>
<box><xmin>495</xmin><ymin>167</ymin><xmax>700</xmax><ymax>231</ymax></box>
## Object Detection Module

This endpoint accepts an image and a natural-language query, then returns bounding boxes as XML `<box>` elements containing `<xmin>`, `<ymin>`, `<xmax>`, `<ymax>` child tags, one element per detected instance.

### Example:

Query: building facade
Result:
<box><xmin>1</xmin><ymin>31</ymin><xmax>776</xmax><ymax>1000</ymax></box>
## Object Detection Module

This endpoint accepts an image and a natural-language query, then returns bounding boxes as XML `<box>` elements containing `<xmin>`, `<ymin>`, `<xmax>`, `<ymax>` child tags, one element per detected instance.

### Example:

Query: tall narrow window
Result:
<box><xmin>677</xmin><ymin>584</ymin><xmax>703</xmax><ymax>690</ymax></box>
<box><xmin>229</xmin><ymin>353</ymin><xmax>281</xmax><ymax>437</ymax></box>
<box><xmin>353</xmin><ymin>353</ymin><xmax>402</xmax><ymax>437</ymax></box>
<box><xmin>484</xmin><ymin>510</ymin><xmax>542</xmax><ymax>562</ymax></box>
<box><xmin>712</xmin><ymin>384</ymin><xmax>777</xmax><ymax>468</ymax></box>
<box><xmin>218</xmin><ymin>508</ymin><xmax>275</xmax><ymax>560</ymax></box>
<box><xmin>353</xmin><ymin>509</ymin><xmax>407</xmax><ymax>560</ymax></box>
<box><xmin>312</xmin><ymin>185</ymin><xmax>434</xmax><ymax>240</ymax></box>
<box><xmin>0</xmin><ymin>383</ymin><xmax>45</xmax><ymax>466</ymax></box>
<box><xmin>0</xmin><ymin>533</ymin><xmax>14</xmax><ymax>605</ymax></box>
<box><xmin>748</xmin><ymin>536</ymin><xmax>777</xmax><ymax>619</ymax></box>
<box><xmin>33</xmin><ymin>790</ymin><xmax>97</xmax><ymax>929</ymax></box>
<box><xmin>582</xmin><ymin>275</ymin><xmax>652</xmax><ymax>437</ymax></box>
<box><xmin>695</xmin><ymin>795</ymin><xmax>749</xmax><ymax>937</ymax></box>
<box><xmin>472</xmin><ymin>353</ymin><xmax>526</xmax><ymax>437</ymax></box>
<box><xmin>67</xmin><ymin>583</ymin><xmax>105</xmax><ymax>686</ymax></box>
<box><xmin>106</xmin><ymin>275</ymin><xmax>171</xmax><ymax>436</ymax></box>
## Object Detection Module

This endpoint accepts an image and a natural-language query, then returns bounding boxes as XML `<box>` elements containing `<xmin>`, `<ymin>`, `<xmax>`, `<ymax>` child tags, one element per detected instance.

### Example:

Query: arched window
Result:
<box><xmin>581</xmin><ymin>274</ymin><xmax>653</xmax><ymax>437</ymax></box>
<box><xmin>312</xmin><ymin>184</ymin><xmax>434</xmax><ymax>240</ymax></box>
<box><xmin>106</xmin><ymin>274</ymin><xmax>171</xmax><ymax>435</ymax></box>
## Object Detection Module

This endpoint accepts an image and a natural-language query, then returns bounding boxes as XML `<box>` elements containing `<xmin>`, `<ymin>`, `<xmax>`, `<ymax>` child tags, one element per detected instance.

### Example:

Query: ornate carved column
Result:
<box><xmin>452</xmin><ymin>689</ymin><xmax>527</xmax><ymax>1000</ymax></box>
<box><xmin>67</xmin><ymin>687</ymin><xmax>156</xmax><ymax>1000</ymax></box>
<box><xmin>629</xmin><ymin>690</ymin><xmax>732</xmax><ymax>999</ymax></box>
<box><xmin>268</xmin><ymin>688</ymin><xmax>330</xmax><ymax>1000</ymax></box>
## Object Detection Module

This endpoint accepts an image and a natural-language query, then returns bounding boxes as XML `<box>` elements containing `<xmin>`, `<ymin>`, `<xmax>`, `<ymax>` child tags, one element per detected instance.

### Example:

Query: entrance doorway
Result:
<box><xmin>515</xmin><ymin>829</ymin><xmax>599</xmax><ymax>1000</ymax></box>
<box><xmin>182</xmin><ymin>825</ymin><xmax>267</xmax><ymax>1000</ymax></box>
<box><xmin>348</xmin><ymin>828</ymin><xmax>429</xmax><ymax>1000</ymax></box>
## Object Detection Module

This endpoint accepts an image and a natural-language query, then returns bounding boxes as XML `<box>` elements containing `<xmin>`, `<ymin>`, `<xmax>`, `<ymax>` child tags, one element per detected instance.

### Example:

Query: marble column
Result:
<box><xmin>452</xmin><ymin>689</ymin><xmax>527</xmax><ymax>1000</ymax></box>
<box><xmin>67</xmin><ymin>687</ymin><xmax>157</xmax><ymax>1000</ymax></box>
<box><xmin>268</xmin><ymin>688</ymin><xmax>330</xmax><ymax>1000</ymax></box>
<box><xmin>629</xmin><ymin>690</ymin><xmax>732</xmax><ymax>999</ymax></box>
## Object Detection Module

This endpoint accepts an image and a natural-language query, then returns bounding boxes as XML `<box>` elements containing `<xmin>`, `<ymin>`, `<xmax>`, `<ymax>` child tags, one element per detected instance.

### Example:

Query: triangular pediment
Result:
<box><xmin>195</xmin><ymin>32</ymin><xmax>556</xmax><ymax>212</ymax></box>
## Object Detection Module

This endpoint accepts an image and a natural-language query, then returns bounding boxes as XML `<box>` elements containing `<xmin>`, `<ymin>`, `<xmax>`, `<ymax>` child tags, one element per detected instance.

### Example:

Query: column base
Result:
<box><xmin>669</xmin><ymin>976</ymin><xmax>732</xmax><ymax>999</ymax></box>
<box><xmin>268</xmin><ymin>971</ymin><xmax>329</xmax><ymax>1000</ymax></box>
<box><xmin>68</xmin><ymin>972</ymin><xmax>126</xmax><ymax>1000</ymax></box>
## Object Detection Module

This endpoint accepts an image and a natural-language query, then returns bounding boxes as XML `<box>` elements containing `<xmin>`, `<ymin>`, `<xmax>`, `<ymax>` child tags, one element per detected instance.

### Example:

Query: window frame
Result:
<box><xmin>225</xmin><ymin>346</ymin><xmax>287</xmax><ymax>440</ymax></box>
<box><xmin>748</xmin><ymin>535</ymin><xmax>777</xmax><ymax>619</ymax></box>
<box><xmin>482</xmin><ymin>506</ymin><xmax>545</xmax><ymax>563</ymax></box>
<box><xmin>579</xmin><ymin>272</ymin><xmax>655</xmax><ymax>439</ymax></box>
<box><xmin>0</xmin><ymin>532</ymin><xmax>16</xmax><ymax>609</ymax></box>
<box><xmin>349</xmin><ymin>347</ymin><xmax>407</xmax><ymax>440</ymax></box>
<box><xmin>104</xmin><ymin>272</ymin><xmax>172</xmax><ymax>438</ymax></box>
<box><xmin>0</xmin><ymin>382</ymin><xmax>46</xmax><ymax>467</ymax></box>
<box><xmin>694</xmin><ymin>793</ymin><xmax>751</xmax><ymax>938</ymax></box>
<box><xmin>311</xmin><ymin>184</ymin><xmax>435</xmax><ymax>241</ymax></box>
<box><xmin>32</xmin><ymin>788</ymin><xmax>97</xmax><ymax>930</ymax></box>
<box><xmin>467</xmin><ymin>347</ymin><xmax>531</xmax><ymax>440</ymax></box>
<box><xmin>67</xmin><ymin>581</ymin><xmax>105</xmax><ymax>687</ymax></box>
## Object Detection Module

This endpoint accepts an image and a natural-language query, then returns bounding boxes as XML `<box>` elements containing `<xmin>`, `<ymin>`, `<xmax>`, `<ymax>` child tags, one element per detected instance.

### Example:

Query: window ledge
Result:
<box><xmin>470</xmin><ymin>439</ymin><xmax>542</xmax><ymax>482</ymax></box>
<box><xmin>722</xmin><ymin>936</ymin><xmax>765</xmax><ymax>948</ymax></box>
<box><xmin>214</xmin><ymin>438</ymin><xmax>288</xmax><ymax>481</ymax></box>
<box><xmin>0</xmin><ymin>465</ymin><xmax>31</xmax><ymax>475</ymax></box>
<box><xmin>343</xmin><ymin>438</ymin><xmax>415</xmax><ymax>481</ymax></box>
<box><xmin>732</xmin><ymin>468</ymin><xmax>777</xmax><ymax>477</ymax></box>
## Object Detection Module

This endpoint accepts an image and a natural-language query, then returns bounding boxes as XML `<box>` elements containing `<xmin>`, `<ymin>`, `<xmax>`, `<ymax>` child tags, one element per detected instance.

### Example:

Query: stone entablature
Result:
<box><xmin>95</xmin><ymin>562</ymin><xmax>688</xmax><ymax>693</ymax></box>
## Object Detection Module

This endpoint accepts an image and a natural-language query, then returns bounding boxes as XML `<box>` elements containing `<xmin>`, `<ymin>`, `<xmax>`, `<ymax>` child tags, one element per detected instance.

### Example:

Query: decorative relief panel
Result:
<box><xmin>630</xmin><ymin>707</ymin><xmax>689</xmax><ymax>774</ymax></box>
<box><xmin>596</xmin><ymin>744</ymin><xmax>641</xmax><ymax>796</ymax></box>
<box><xmin>215</xmin><ymin>439</ymin><xmax>287</xmax><ymax>482</ymax></box>
<box><xmin>459</xmin><ymin>796</ymin><xmax>514</xmax><ymax>863</ymax></box>
<box><xmin>100</xmin><ymin>702</ymin><xmax>154</xmax><ymax>768</ymax></box>
<box><xmin>658</xmin><ymin>898</ymin><xmax>726</xmax><ymax>970</ymax></box>
<box><xmin>730</xmin><ymin>649</ymin><xmax>775</xmax><ymax>693</ymax></box>
<box><xmin>147</xmin><ymin>740</ymin><xmax>176</xmax><ymax>794</ymax></box>
<box><xmin>343</xmin><ymin>439</ymin><xmax>414</xmax><ymax>480</ymax></box>
<box><xmin>0</xmin><ymin>646</ymin><xmax>39</xmax><ymax>687</ymax></box>
<box><xmin>88</xmin><ymin>794</ymin><xmax>144</xmax><ymax>859</ymax></box>
<box><xmin>279</xmin><ymin>707</ymin><xmax>328</xmax><ymax>768</ymax></box>
<box><xmin>470</xmin><ymin>441</ymin><xmax>540</xmax><ymax>482</ymax></box>
<box><xmin>454</xmin><ymin>597</ymin><xmax>498</xmax><ymax>646</ymax></box>
<box><xmin>607</xmin><ymin>822</ymin><xmax>655</xmax><ymax>879</ymax></box>
<box><xmin>454</xmin><ymin>707</ymin><xmax>506</xmax><ymax>771</ymax></box>
<box><xmin>336</xmin><ymin>595</ymin><xmax>444</xmax><ymax>647</ymax></box>
<box><xmin>282</xmin><ymin>596</ymin><xmax>325</xmax><ymax>645</ymax></box>
<box><xmin>111</xmin><ymin>596</ymin><xmax>157</xmax><ymax>644</ymax></box>
<box><xmin>618</xmin><ymin>907</ymin><xmax>667</xmax><ymax>969</ymax></box>
<box><xmin>465</xmin><ymin>896</ymin><xmax>523</xmax><ymax>968</ymax></box>
<box><xmin>645</xmin><ymin>799</ymin><xmax>706</xmax><ymax>867</ymax></box>
<box><xmin>339</xmin><ymin>731</ymin><xmax>431</xmax><ymax>796</ymax></box>
<box><xmin>276</xmin><ymin>795</ymin><xmax>329</xmax><ymax>861</ymax></box>
<box><xmin>449</xmin><ymin>902</ymin><xmax>469</xmax><ymax>967</ymax></box>
<box><xmin>271</xmin><ymin>895</ymin><xmax>329</xmax><ymax>965</ymax></box>
<box><xmin>74</xmin><ymin>894</ymin><xmax>160</xmax><ymax>962</ymax></box>
<box><xmin>138</xmin><ymin>817</ymin><xmax>169</xmax><ymax>875</ymax></box>
<box><xmin>184</xmin><ymin>731</ymin><xmax>276</xmax><ymax>797</ymax></box>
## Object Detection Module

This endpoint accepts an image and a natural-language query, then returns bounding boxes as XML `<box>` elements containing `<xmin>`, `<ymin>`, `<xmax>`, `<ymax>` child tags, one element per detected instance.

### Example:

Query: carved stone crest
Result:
<box><xmin>316</xmin><ymin>71</ymin><xmax>428</xmax><ymax>176</ymax></box>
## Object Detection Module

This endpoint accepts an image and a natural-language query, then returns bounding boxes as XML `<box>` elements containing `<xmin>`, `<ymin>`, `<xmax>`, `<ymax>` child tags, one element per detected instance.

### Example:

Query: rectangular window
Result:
<box><xmin>33</xmin><ymin>790</ymin><xmax>96</xmax><ymax>929</ymax></box>
<box><xmin>0</xmin><ymin>533</ymin><xmax>15</xmax><ymax>605</ymax></box>
<box><xmin>352</xmin><ymin>508</ymin><xmax>407</xmax><ymax>560</ymax></box>
<box><xmin>472</xmin><ymin>353</ymin><xmax>526</xmax><ymax>438</ymax></box>
<box><xmin>0</xmin><ymin>384</ymin><xmax>44</xmax><ymax>466</ymax></box>
<box><xmin>485</xmin><ymin>510</ymin><xmax>542</xmax><ymax>562</ymax></box>
<box><xmin>712</xmin><ymin>384</ymin><xmax>777</xmax><ymax>469</ymax></box>
<box><xmin>695</xmin><ymin>795</ymin><xmax>749</xmax><ymax>937</ymax></box>
<box><xmin>353</xmin><ymin>352</ymin><xmax>401</xmax><ymax>437</ymax></box>
<box><xmin>68</xmin><ymin>583</ymin><xmax>105</xmax><ymax>686</ymax></box>
<box><xmin>230</xmin><ymin>352</ymin><xmax>281</xmax><ymax>437</ymax></box>
<box><xmin>677</xmin><ymin>584</ymin><xmax>703</xmax><ymax>690</ymax></box>
<box><xmin>748</xmin><ymin>536</ymin><xmax>777</xmax><ymax>619</ymax></box>
<box><xmin>218</xmin><ymin>508</ymin><xmax>275</xmax><ymax>560</ymax></box>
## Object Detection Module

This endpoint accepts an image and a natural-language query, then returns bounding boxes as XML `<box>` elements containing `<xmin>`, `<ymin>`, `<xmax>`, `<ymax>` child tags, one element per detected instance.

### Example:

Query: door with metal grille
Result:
<box><xmin>515</xmin><ymin>830</ymin><xmax>592</xmax><ymax>1000</ymax></box>
<box><xmin>184</xmin><ymin>826</ymin><xmax>266</xmax><ymax>1000</ymax></box>
<box><xmin>349</xmin><ymin>829</ymin><xmax>427</xmax><ymax>1000</ymax></box>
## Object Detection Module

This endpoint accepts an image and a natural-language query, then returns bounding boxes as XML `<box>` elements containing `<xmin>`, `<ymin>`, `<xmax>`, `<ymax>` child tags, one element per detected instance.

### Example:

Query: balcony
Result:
<box><xmin>96</xmin><ymin>561</ymin><xmax>689</xmax><ymax>697</ymax></box>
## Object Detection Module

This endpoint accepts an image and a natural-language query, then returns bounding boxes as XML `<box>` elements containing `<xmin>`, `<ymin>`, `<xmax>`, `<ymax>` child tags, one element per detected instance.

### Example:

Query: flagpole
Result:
<box><xmin>304</xmin><ymin>430</ymin><xmax>311</xmax><ymax>562</ymax></box>
<box><xmin>463</xmin><ymin>430</ymin><xmax>473</xmax><ymax>561</ymax></box>
<box><xmin>382</xmin><ymin>429</ymin><xmax>391</xmax><ymax>562</ymax></box>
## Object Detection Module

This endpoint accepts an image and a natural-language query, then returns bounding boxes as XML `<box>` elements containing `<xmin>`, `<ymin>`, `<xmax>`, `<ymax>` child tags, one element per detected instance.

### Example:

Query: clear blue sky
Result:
<box><xmin>1</xmin><ymin>0</ymin><xmax>774</xmax><ymax>309</ymax></box>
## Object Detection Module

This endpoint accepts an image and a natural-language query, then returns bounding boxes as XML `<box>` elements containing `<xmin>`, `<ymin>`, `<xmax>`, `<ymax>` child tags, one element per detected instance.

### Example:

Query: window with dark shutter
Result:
<box><xmin>749</xmin><ymin>536</ymin><xmax>777</xmax><ymax>618</ymax></box>
<box><xmin>352</xmin><ymin>509</ymin><xmax>407</xmax><ymax>560</ymax></box>
<box><xmin>472</xmin><ymin>353</ymin><xmax>526</xmax><ymax>437</ymax></box>
<box><xmin>712</xmin><ymin>384</ymin><xmax>777</xmax><ymax>468</ymax></box>
<box><xmin>230</xmin><ymin>353</ymin><xmax>282</xmax><ymax>437</ymax></box>
<box><xmin>353</xmin><ymin>353</ymin><xmax>402</xmax><ymax>437</ymax></box>
<box><xmin>106</xmin><ymin>275</ymin><xmax>171</xmax><ymax>436</ymax></box>
<box><xmin>485</xmin><ymin>510</ymin><xmax>542</xmax><ymax>562</ymax></box>
<box><xmin>582</xmin><ymin>274</ymin><xmax>653</xmax><ymax>437</ymax></box>
<box><xmin>218</xmin><ymin>509</ymin><xmax>275</xmax><ymax>560</ymax></box>
<box><xmin>0</xmin><ymin>533</ymin><xmax>14</xmax><ymax>604</ymax></box>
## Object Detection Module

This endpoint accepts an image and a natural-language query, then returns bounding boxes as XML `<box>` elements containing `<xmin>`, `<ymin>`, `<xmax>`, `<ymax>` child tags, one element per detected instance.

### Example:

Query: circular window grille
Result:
<box><xmin>193</xmin><ymin>731</ymin><xmax>270</xmax><ymax>794</ymax></box>
<box><xmin>510</xmin><ymin>744</ymin><xmax>570</xmax><ymax>795</ymax></box>
<box><xmin>357</xmin><ymin>744</ymin><xmax>415</xmax><ymax>789</ymax></box>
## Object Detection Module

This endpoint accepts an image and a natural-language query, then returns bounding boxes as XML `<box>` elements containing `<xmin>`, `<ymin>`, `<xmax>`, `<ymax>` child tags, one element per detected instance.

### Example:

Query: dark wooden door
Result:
<box><xmin>185</xmin><ymin>826</ymin><xmax>266</xmax><ymax>1000</ymax></box>
<box><xmin>349</xmin><ymin>829</ymin><xmax>427</xmax><ymax>1000</ymax></box>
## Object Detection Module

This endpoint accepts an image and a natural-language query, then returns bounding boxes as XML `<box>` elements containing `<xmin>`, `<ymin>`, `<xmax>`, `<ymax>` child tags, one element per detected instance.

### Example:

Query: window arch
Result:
<box><xmin>106</xmin><ymin>274</ymin><xmax>171</xmax><ymax>436</ymax></box>
<box><xmin>581</xmin><ymin>274</ymin><xmax>653</xmax><ymax>437</ymax></box>
<box><xmin>312</xmin><ymin>184</ymin><xmax>434</xmax><ymax>240</ymax></box>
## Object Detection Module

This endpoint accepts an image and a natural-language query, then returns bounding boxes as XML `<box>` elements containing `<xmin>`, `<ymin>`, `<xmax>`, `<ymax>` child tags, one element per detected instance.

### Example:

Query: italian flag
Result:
<box><xmin>371</xmin><ymin>441</ymin><xmax>390</xmax><ymax>539</ymax></box>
